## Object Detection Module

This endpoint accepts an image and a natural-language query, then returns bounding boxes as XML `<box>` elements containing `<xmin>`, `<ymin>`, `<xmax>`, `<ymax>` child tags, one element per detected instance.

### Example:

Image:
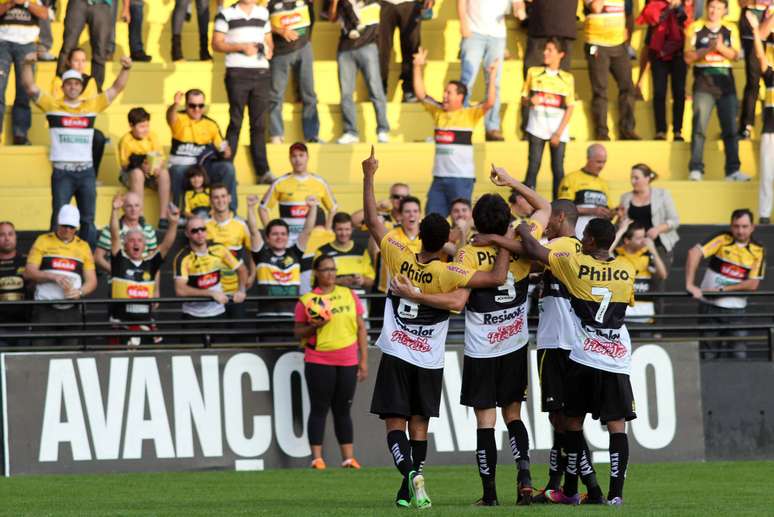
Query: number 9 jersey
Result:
<box><xmin>547</xmin><ymin>248</ymin><xmax>636</xmax><ymax>375</ymax></box>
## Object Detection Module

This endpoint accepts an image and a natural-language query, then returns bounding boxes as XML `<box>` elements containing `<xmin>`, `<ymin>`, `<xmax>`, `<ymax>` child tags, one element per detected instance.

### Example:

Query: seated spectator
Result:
<box><xmin>182</xmin><ymin>165</ymin><xmax>211</xmax><ymax>220</ymax></box>
<box><xmin>522</xmin><ymin>37</ymin><xmax>575</xmax><ymax>200</ymax></box>
<box><xmin>316</xmin><ymin>212</ymin><xmax>375</xmax><ymax>315</ymax></box>
<box><xmin>583</xmin><ymin>0</ymin><xmax>640</xmax><ymax>140</ymax></box>
<box><xmin>612</xmin><ymin>222</ymin><xmax>668</xmax><ymax>322</ymax></box>
<box><xmin>558</xmin><ymin>143</ymin><xmax>612</xmax><ymax>238</ymax></box>
<box><xmin>456</xmin><ymin>0</ymin><xmax>514</xmax><ymax>141</ymax></box>
<box><xmin>0</xmin><ymin>0</ymin><xmax>48</xmax><ymax>145</ymax></box>
<box><xmin>166</xmin><ymin>89</ymin><xmax>238</xmax><ymax>212</ymax></box>
<box><xmin>51</xmin><ymin>48</ymin><xmax>107</xmax><ymax>179</ymax></box>
<box><xmin>328</xmin><ymin>0</ymin><xmax>390</xmax><ymax>144</ymax></box>
<box><xmin>21</xmin><ymin>54</ymin><xmax>132</xmax><ymax>247</ymax></box>
<box><xmin>206</xmin><ymin>184</ymin><xmax>256</xmax><ymax>327</ymax></box>
<box><xmin>171</xmin><ymin>0</ymin><xmax>215</xmax><ymax>61</ymax></box>
<box><xmin>173</xmin><ymin>216</ymin><xmax>247</xmax><ymax>344</ymax></box>
<box><xmin>0</xmin><ymin>221</ymin><xmax>30</xmax><ymax>345</ymax></box>
<box><xmin>746</xmin><ymin>12</ymin><xmax>774</xmax><ymax>224</ymax></box>
<box><xmin>685</xmin><ymin>209</ymin><xmax>765</xmax><ymax>359</ymax></box>
<box><xmin>268</xmin><ymin>0</ymin><xmax>320</xmax><ymax>144</ymax></box>
<box><xmin>413</xmin><ymin>47</ymin><xmax>497</xmax><ymax>216</ymax></box>
<box><xmin>118</xmin><ymin>107</ymin><xmax>172</xmax><ymax>228</ymax></box>
<box><xmin>617</xmin><ymin>163</ymin><xmax>680</xmax><ymax>275</ymax></box>
<box><xmin>248</xmin><ymin>195</ymin><xmax>318</xmax><ymax>321</ymax></box>
<box><xmin>94</xmin><ymin>191</ymin><xmax>158</xmax><ymax>274</ymax></box>
<box><xmin>56</xmin><ymin>0</ymin><xmax>113</xmax><ymax>89</ymax></box>
<box><xmin>108</xmin><ymin>194</ymin><xmax>179</xmax><ymax>346</ymax></box>
<box><xmin>260</xmin><ymin>142</ymin><xmax>337</xmax><ymax>246</ymax></box>
<box><xmin>685</xmin><ymin>0</ymin><xmax>748</xmax><ymax>181</ymax></box>
<box><xmin>23</xmin><ymin>205</ymin><xmax>98</xmax><ymax>347</ymax></box>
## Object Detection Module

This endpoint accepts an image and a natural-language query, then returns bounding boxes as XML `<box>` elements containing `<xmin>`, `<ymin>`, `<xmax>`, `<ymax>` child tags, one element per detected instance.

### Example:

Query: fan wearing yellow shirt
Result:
<box><xmin>118</xmin><ymin>107</ymin><xmax>172</xmax><ymax>228</ymax></box>
<box><xmin>362</xmin><ymin>147</ymin><xmax>512</xmax><ymax>509</ymax></box>
<box><xmin>558</xmin><ymin>143</ymin><xmax>613</xmax><ymax>239</ymax></box>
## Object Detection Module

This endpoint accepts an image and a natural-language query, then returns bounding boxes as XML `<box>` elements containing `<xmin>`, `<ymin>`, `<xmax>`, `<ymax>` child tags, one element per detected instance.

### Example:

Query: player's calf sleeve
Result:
<box><xmin>608</xmin><ymin>433</ymin><xmax>629</xmax><ymax>500</ymax></box>
<box><xmin>387</xmin><ymin>430</ymin><xmax>414</xmax><ymax>478</ymax></box>
<box><xmin>506</xmin><ymin>420</ymin><xmax>531</xmax><ymax>478</ymax></box>
<box><xmin>476</xmin><ymin>428</ymin><xmax>498</xmax><ymax>501</ymax></box>
<box><xmin>409</xmin><ymin>439</ymin><xmax>427</xmax><ymax>473</ymax></box>
<box><xmin>562</xmin><ymin>430</ymin><xmax>583</xmax><ymax>497</ymax></box>
<box><xmin>546</xmin><ymin>431</ymin><xmax>565</xmax><ymax>490</ymax></box>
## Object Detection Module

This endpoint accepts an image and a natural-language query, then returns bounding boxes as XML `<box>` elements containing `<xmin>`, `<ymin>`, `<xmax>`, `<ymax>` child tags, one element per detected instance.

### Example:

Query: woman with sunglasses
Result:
<box><xmin>294</xmin><ymin>254</ymin><xmax>368</xmax><ymax>470</ymax></box>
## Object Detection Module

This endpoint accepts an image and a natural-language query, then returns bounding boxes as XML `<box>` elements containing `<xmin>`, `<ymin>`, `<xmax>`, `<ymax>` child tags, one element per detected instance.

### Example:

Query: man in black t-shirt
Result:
<box><xmin>329</xmin><ymin>0</ymin><xmax>391</xmax><ymax>144</ymax></box>
<box><xmin>0</xmin><ymin>221</ymin><xmax>29</xmax><ymax>345</ymax></box>
<box><xmin>268</xmin><ymin>0</ymin><xmax>321</xmax><ymax>144</ymax></box>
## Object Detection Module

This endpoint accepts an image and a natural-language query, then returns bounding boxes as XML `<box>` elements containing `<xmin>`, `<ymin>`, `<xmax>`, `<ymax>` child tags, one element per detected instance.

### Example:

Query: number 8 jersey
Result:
<box><xmin>547</xmin><ymin>248</ymin><xmax>636</xmax><ymax>374</ymax></box>
<box><xmin>456</xmin><ymin>220</ymin><xmax>543</xmax><ymax>358</ymax></box>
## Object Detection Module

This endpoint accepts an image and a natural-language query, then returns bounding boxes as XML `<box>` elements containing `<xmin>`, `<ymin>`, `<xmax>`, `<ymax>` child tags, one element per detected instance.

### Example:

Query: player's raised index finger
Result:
<box><xmin>370</xmin><ymin>145</ymin><xmax>375</xmax><ymax>159</ymax></box>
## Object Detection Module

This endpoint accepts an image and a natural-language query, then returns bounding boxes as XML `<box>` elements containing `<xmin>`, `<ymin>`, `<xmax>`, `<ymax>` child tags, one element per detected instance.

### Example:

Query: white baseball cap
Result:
<box><xmin>57</xmin><ymin>205</ymin><xmax>80</xmax><ymax>228</ymax></box>
<box><xmin>61</xmin><ymin>69</ymin><xmax>84</xmax><ymax>83</ymax></box>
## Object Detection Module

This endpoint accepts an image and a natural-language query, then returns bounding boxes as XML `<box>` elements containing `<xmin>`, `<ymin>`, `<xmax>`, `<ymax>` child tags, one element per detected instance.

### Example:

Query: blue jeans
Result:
<box><xmin>426</xmin><ymin>177</ymin><xmax>475</xmax><ymax>217</ymax></box>
<box><xmin>269</xmin><ymin>42</ymin><xmax>320</xmax><ymax>140</ymax></box>
<box><xmin>460</xmin><ymin>33</ymin><xmax>504</xmax><ymax>132</ymax></box>
<box><xmin>169</xmin><ymin>160</ymin><xmax>238</xmax><ymax>212</ymax></box>
<box><xmin>0</xmin><ymin>41</ymin><xmax>34</xmax><ymax>138</ymax></box>
<box><xmin>337</xmin><ymin>42</ymin><xmax>389</xmax><ymax>136</ymax></box>
<box><xmin>51</xmin><ymin>167</ymin><xmax>97</xmax><ymax>247</ymax></box>
<box><xmin>689</xmin><ymin>90</ymin><xmax>740</xmax><ymax>176</ymax></box>
<box><xmin>129</xmin><ymin>0</ymin><xmax>145</xmax><ymax>54</ymax></box>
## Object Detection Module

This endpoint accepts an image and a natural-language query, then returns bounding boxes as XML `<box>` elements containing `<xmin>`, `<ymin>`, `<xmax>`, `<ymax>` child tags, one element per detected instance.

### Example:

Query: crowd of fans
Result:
<box><xmin>0</xmin><ymin>0</ymin><xmax>769</xmax><ymax>359</ymax></box>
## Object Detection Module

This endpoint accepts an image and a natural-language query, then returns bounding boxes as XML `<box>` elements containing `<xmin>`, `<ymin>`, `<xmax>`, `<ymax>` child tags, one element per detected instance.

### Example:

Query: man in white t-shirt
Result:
<box><xmin>457</xmin><ymin>0</ymin><xmax>521</xmax><ymax>141</ymax></box>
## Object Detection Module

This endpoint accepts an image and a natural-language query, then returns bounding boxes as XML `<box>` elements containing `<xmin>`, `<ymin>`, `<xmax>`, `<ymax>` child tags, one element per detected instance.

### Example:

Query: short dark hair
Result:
<box><xmin>289</xmin><ymin>142</ymin><xmax>308</xmax><ymax>154</ymax></box>
<box><xmin>185</xmin><ymin>89</ymin><xmax>205</xmax><ymax>102</ymax></box>
<box><xmin>184</xmin><ymin>165</ymin><xmax>209</xmax><ymax>189</ymax></box>
<box><xmin>127</xmin><ymin>107</ymin><xmax>151</xmax><ymax>126</ymax></box>
<box><xmin>545</xmin><ymin>36</ymin><xmax>566</xmax><ymax>54</ymax></box>
<box><xmin>209</xmin><ymin>183</ymin><xmax>229</xmax><ymax>196</ymax></box>
<box><xmin>508</xmin><ymin>189</ymin><xmax>521</xmax><ymax>204</ymax></box>
<box><xmin>585</xmin><ymin>218</ymin><xmax>617</xmax><ymax>250</ymax></box>
<box><xmin>419</xmin><ymin>213</ymin><xmax>451</xmax><ymax>253</ymax></box>
<box><xmin>313</xmin><ymin>254</ymin><xmax>335</xmax><ymax>270</ymax></box>
<box><xmin>332</xmin><ymin>212</ymin><xmax>352</xmax><ymax>226</ymax></box>
<box><xmin>266</xmin><ymin>219</ymin><xmax>290</xmax><ymax>234</ymax></box>
<box><xmin>473</xmin><ymin>194</ymin><xmax>511</xmax><ymax>236</ymax></box>
<box><xmin>707</xmin><ymin>0</ymin><xmax>728</xmax><ymax>6</ymax></box>
<box><xmin>400</xmin><ymin>195</ymin><xmax>421</xmax><ymax>212</ymax></box>
<box><xmin>551</xmin><ymin>199</ymin><xmax>578</xmax><ymax>227</ymax></box>
<box><xmin>449</xmin><ymin>198</ymin><xmax>471</xmax><ymax>211</ymax></box>
<box><xmin>448</xmin><ymin>80</ymin><xmax>468</xmax><ymax>98</ymax></box>
<box><xmin>66</xmin><ymin>47</ymin><xmax>86</xmax><ymax>63</ymax></box>
<box><xmin>731</xmin><ymin>208</ymin><xmax>754</xmax><ymax>224</ymax></box>
<box><xmin>623</xmin><ymin>221</ymin><xmax>646</xmax><ymax>241</ymax></box>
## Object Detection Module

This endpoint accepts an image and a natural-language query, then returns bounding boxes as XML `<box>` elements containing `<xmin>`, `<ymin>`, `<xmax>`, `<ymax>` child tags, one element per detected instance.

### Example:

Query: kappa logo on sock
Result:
<box><xmin>509</xmin><ymin>436</ymin><xmax>521</xmax><ymax>460</ymax></box>
<box><xmin>391</xmin><ymin>443</ymin><xmax>405</xmax><ymax>464</ymax></box>
<box><xmin>476</xmin><ymin>449</ymin><xmax>491</xmax><ymax>476</ymax></box>
<box><xmin>609</xmin><ymin>452</ymin><xmax>620</xmax><ymax>479</ymax></box>
<box><xmin>566</xmin><ymin>452</ymin><xmax>578</xmax><ymax>475</ymax></box>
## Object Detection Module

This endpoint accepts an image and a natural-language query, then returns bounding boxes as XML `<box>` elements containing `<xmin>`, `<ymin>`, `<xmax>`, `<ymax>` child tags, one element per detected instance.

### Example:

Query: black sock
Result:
<box><xmin>546</xmin><ymin>431</ymin><xmax>564</xmax><ymax>490</ymax></box>
<box><xmin>562</xmin><ymin>430</ymin><xmax>582</xmax><ymax>497</ymax></box>
<box><xmin>410</xmin><ymin>439</ymin><xmax>427</xmax><ymax>474</ymax></box>
<box><xmin>507</xmin><ymin>420</ymin><xmax>531</xmax><ymax>484</ymax></box>
<box><xmin>476</xmin><ymin>428</ymin><xmax>498</xmax><ymax>501</ymax></box>
<box><xmin>608</xmin><ymin>433</ymin><xmax>629</xmax><ymax>500</ymax></box>
<box><xmin>387</xmin><ymin>430</ymin><xmax>413</xmax><ymax>478</ymax></box>
<box><xmin>578</xmin><ymin>438</ymin><xmax>603</xmax><ymax>499</ymax></box>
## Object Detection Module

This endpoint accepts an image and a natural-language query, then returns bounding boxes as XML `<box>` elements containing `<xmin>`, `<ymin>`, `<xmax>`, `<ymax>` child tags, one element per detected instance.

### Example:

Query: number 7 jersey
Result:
<box><xmin>547</xmin><ymin>248</ymin><xmax>636</xmax><ymax>374</ymax></box>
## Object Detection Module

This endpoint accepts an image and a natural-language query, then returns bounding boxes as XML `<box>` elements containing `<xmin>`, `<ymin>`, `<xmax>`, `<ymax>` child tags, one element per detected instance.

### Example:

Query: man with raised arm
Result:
<box><xmin>362</xmin><ymin>146</ymin><xmax>511</xmax><ymax>509</ymax></box>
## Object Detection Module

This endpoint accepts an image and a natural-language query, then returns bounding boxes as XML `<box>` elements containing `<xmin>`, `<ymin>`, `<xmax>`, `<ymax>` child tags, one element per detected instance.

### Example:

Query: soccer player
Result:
<box><xmin>362</xmin><ymin>147</ymin><xmax>511</xmax><ymax>509</ymax></box>
<box><xmin>394</xmin><ymin>167</ymin><xmax>551</xmax><ymax>506</ymax></box>
<box><xmin>517</xmin><ymin>218</ymin><xmax>636</xmax><ymax>506</ymax></box>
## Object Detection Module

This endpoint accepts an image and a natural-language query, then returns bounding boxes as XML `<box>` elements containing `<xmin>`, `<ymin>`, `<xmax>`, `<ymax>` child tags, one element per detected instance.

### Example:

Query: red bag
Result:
<box><xmin>637</xmin><ymin>0</ymin><xmax>694</xmax><ymax>61</ymax></box>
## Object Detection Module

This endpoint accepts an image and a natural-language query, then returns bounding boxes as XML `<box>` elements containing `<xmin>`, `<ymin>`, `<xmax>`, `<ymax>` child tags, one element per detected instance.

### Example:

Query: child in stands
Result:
<box><xmin>182</xmin><ymin>165</ymin><xmax>211</xmax><ymax>220</ymax></box>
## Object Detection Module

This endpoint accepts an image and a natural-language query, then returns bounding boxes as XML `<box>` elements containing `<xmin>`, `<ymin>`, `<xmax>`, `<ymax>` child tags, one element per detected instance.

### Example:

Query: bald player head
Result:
<box><xmin>584</xmin><ymin>144</ymin><xmax>608</xmax><ymax>176</ymax></box>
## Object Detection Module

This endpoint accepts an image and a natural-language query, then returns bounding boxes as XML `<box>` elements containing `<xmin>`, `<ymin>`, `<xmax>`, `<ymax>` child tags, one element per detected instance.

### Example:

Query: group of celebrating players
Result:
<box><xmin>361</xmin><ymin>146</ymin><xmax>636</xmax><ymax>508</ymax></box>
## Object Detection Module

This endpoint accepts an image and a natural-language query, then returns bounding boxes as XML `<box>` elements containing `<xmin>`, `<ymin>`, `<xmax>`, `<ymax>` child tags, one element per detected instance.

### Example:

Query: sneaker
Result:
<box><xmin>654</xmin><ymin>131</ymin><xmax>667</xmax><ymax>140</ymax></box>
<box><xmin>12</xmin><ymin>135</ymin><xmax>30</xmax><ymax>145</ymax></box>
<box><xmin>131</xmin><ymin>52</ymin><xmax>152</xmax><ymax>62</ymax></box>
<box><xmin>760</xmin><ymin>217</ymin><xmax>771</xmax><ymax>224</ymax></box>
<box><xmin>269</xmin><ymin>136</ymin><xmax>284</xmax><ymax>144</ymax></box>
<box><xmin>674</xmin><ymin>134</ymin><xmax>685</xmax><ymax>142</ymax></box>
<box><xmin>532</xmin><ymin>489</ymin><xmax>551</xmax><ymax>504</ymax></box>
<box><xmin>472</xmin><ymin>498</ymin><xmax>499</xmax><ymax>506</ymax></box>
<box><xmin>739</xmin><ymin>125</ymin><xmax>753</xmax><ymax>140</ymax></box>
<box><xmin>337</xmin><ymin>133</ymin><xmax>359</xmax><ymax>144</ymax></box>
<box><xmin>402</xmin><ymin>92</ymin><xmax>419</xmax><ymax>103</ymax></box>
<box><xmin>688</xmin><ymin>170</ymin><xmax>703</xmax><ymax>181</ymax></box>
<box><xmin>341</xmin><ymin>458</ymin><xmax>361</xmax><ymax>469</ymax></box>
<box><xmin>377</xmin><ymin>131</ymin><xmax>390</xmax><ymax>143</ymax></box>
<box><xmin>348</xmin><ymin>29</ymin><xmax>361</xmax><ymax>40</ymax></box>
<box><xmin>544</xmin><ymin>489</ymin><xmax>580</xmax><ymax>505</ymax></box>
<box><xmin>306</xmin><ymin>137</ymin><xmax>324</xmax><ymax>144</ymax></box>
<box><xmin>37</xmin><ymin>51</ymin><xmax>56</xmax><ymax>62</ymax></box>
<box><xmin>257</xmin><ymin>171</ymin><xmax>276</xmax><ymax>185</ymax></box>
<box><xmin>619</xmin><ymin>130</ymin><xmax>642</xmax><ymax>141</ymax></box>
<box><xmin>726</xmin><ymin>171</ymin><xmax>752</xmax><ymax>182</ymax></box>
<box><xmin>395</xmin><ymin>499</ymin><xmax>411</xmax><ymax>509</ymax></box>
<box><xmin>517</xmin><ymin>482</ymin><xmax>533</xmax><ymax>506</ymax></box>
<box><xmin>485</xmin><ymin>129</ymin><xmax>505</xmax><ymax>141</ymax></box>
<box><xmin>580</xmin><ymin>493</ymin><xmax>607</xmax><ymax>505</ymax></box>
<box><xmin>409</xmin><ymin>470</ymin><xmax>431</xmax><ymax>509</ymax></box>
<box><xmin>607</xmin><ymin>496</ymin><xmax>624</xmax><ymax>506</ymax></box>
<box><xmin>310</xmin><ymin>458</ymin><xmax>326</xmax><ymax>470</ymax></box>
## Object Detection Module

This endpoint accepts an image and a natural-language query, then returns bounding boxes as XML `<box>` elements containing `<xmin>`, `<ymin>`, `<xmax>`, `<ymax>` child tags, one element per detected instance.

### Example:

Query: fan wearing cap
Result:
<box><xmin>20</xmin><ymin>53</ymin><xmax>132</xmax><ymax>247</ymax></box>
<box><xmin>23</xmin><ymin>205</ymin><xmax>97</xmax><ymax>347</ymax></box>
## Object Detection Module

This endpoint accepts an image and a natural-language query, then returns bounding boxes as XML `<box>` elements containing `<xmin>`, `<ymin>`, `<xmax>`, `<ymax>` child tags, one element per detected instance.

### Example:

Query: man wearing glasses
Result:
<box><xmin>166</xmin><ymin>89</ymin><xmax>239</xmax><ymax>213</ymax></box>
<box><xmin>24</xmin><ymin>205</ymin><xmax>97</xmax><ymax>346</ymax></box>
<box><xmin>173</xmin><ymin>217</ymin><xmax>248</xmax><ymax>343</ymax></box>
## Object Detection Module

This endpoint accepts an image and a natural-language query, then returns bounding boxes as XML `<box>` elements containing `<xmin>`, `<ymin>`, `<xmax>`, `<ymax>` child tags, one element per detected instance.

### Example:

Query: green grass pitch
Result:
<box><xmin>0</xmin><ymin>461</ymin><xmax>772</xmax><ymax>516</ymax></box>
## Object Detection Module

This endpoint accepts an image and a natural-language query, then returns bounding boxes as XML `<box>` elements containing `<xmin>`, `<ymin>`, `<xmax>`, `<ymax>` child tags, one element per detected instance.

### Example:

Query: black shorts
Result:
<box><xmin>537</xmin><ymin>348</ymin><xmax>572</xmax><ymax>413</ymax></box>
<box><xmin>370</xmin><ymin>353</ymin><xmax>444</xmax><ymax>419</ymax></box>
<box><xmin>460</xmin><ymin>347</ymin><xmax>528</xmax><ymax>409</ymax></box>
<box><xmin>563</xmin><ymin>360</ymin><xmax>637</xmax><ymax>424</ymax></box>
